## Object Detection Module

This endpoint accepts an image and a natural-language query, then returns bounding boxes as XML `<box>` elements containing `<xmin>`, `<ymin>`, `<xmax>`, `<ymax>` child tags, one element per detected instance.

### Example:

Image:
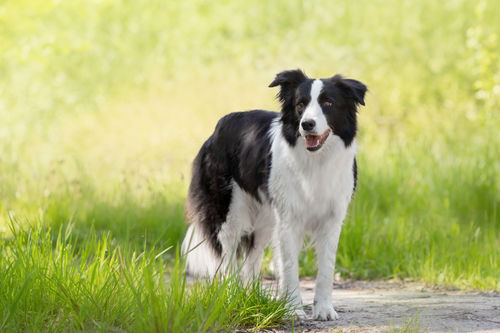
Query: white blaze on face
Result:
<box><xmin>300</xmin><ymin>79</ymin><xmax>329</xmax><ymax>136</ymax></box>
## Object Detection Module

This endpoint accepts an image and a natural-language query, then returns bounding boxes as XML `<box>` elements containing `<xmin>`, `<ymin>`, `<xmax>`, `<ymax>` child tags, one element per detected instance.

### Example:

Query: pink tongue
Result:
<box><xmin>306</xmin><ymin>136</ymin><xmax>320</xmax><ymax>147</ymax></box>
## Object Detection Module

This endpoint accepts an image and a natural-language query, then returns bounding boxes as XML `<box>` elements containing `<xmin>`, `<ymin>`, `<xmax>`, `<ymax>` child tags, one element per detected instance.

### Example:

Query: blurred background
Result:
<box><xmin>0</xmin><ymin>0</ymin><xmax>498</xmax><ymax>289</ymax></box>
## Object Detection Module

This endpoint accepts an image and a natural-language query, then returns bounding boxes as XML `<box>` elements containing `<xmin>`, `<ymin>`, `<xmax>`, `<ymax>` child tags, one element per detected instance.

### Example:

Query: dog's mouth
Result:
<box><xmin>304</xmin><ymin>129</ymin><xmax>330</xmax><ymax>151</ymax></box>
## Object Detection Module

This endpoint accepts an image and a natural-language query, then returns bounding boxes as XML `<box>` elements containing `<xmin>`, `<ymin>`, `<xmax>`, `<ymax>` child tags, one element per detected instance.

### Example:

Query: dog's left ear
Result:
<box><xmin>334</xmin><ymin>75</ymin><xmax>367</xmax><ymax>106</ymax></box>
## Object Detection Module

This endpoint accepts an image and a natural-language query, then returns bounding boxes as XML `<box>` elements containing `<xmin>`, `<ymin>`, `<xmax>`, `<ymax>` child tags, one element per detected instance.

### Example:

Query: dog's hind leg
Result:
<box><xmin>217</xmin><ymin>221</ymin><xmax>244</xmax><ymax>276</ymax></box>
<box><xmin>240</xmin><ymin>218</ymin><xmax>273</xmax><ymax>284</ymax></box>
<box><xmin>217</xmin><ymin>183</ymin><xmax>253</xmax><ymax>276</ymax></box>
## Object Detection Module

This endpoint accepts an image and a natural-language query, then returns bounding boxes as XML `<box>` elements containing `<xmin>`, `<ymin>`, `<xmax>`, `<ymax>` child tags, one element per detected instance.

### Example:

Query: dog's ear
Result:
<box><xmin>333</xmin><ymin>75</ymin><xmax>367</xmax><ymax>107</ymax></box>
<box><xmin>269</xmin><ymin>70</ymin><xmax>308</xmax><ymax>109</ymax></box>
<box><xmin>269</xmin><ymin>69</ymin><xmax>307</xmax><ymax>88</ymax></box>
<box><xmin>269</xmin><ymin>70</ymin><xmax>308</xmax><ymax>144</ymax></box>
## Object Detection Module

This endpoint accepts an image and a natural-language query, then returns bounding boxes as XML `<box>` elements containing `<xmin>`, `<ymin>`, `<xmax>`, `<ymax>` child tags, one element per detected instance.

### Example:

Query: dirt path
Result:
<box><xmin>269</xmin><ymin>278</ymin><xmax>500</xmax><ymax>332</ymax></box>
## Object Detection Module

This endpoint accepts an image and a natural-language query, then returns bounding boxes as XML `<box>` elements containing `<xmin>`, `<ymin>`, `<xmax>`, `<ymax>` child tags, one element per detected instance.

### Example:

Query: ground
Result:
<box><xmin>267</xmin><ymin>278</ymin><xmax>500</xmax><ymax>333</ymax></box>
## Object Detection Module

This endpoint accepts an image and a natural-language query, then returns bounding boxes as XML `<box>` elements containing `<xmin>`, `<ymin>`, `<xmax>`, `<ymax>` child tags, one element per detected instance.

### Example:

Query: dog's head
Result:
<box><xmin>269</xmin><ymin>69</ymin><xmax>367</xmax><ymax>151</ymax></box>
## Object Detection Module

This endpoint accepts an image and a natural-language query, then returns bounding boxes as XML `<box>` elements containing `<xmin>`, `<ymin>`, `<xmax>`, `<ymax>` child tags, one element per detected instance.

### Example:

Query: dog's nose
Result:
<box><xmin>301</xmin><ymin>119</ymin><xmax>316</xmax><ymax>131</ymax></box>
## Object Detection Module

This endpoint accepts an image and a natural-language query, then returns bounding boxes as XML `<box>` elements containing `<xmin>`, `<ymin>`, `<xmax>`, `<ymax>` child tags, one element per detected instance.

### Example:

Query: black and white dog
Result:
<box><xmin>181</xmin><ymin>69</ymin><xmax>366</xmax><ymax>320</ymax></box>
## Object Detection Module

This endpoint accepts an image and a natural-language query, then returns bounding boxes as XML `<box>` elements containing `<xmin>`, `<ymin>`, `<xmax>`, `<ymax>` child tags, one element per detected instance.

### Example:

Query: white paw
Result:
<box><xmin>312</xmin><ymin>302</ymin><xmax>339</xmax><ymax>321</ymax></box>
<box><xmin>294</xmin><ymin>309</ymin><xmax>307</xmax><ymax>321</ymax></box>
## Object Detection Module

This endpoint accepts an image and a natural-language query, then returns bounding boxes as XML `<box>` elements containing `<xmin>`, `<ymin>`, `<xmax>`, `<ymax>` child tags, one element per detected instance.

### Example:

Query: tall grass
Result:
<box><xmin>339</xmin><ymin>142</ymin><xmax>499</xmax><ymax>289</ymax></box>
<box><xmin>0</xmin><ymin>222</ymin><xmax>292</xmax><ymax>331</ymax></box>
<box><xmin>0</xmin><ymin>0</ymin><xmax>499</xmax><ymax>329</ymax></box>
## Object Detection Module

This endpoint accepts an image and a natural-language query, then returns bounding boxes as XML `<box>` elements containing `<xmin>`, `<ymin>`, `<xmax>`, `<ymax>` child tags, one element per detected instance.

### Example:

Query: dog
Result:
<box><xmin>181</xmin><ymin>69</ymin><xmax>366</xmax><ymax>320</ymax></box>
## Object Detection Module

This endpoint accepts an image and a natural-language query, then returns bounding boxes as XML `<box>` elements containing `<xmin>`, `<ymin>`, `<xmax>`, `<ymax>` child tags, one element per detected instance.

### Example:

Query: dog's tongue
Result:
<box><xmin>305</xmin><ymin>135</ymin><xmax>320</xmax><ymax>148</ymax></box>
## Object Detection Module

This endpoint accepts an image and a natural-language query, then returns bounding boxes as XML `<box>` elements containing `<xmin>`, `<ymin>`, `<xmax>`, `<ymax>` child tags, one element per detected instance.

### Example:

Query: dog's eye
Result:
<box><xmin>322</xmin><ymin>101</ymin><xmax>332</xmax><ymax>108</ymax></box>
<box><xmin>296</xmin><ymin>102</ymin><xmax>305</xmax><ymax>112</ymax></box>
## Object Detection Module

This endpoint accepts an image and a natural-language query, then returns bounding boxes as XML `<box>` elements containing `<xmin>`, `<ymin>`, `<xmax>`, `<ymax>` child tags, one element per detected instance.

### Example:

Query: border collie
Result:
<box><xmin>181</xmin><ymin>69</ymin><xmax>366</xmax><ymax>320</ymax></box>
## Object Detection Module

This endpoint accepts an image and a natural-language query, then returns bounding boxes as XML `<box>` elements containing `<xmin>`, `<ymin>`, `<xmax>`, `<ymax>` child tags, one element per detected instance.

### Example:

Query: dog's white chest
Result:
<box><xmin>268</xmin><ymin>124</ymin><xmax>356</xmax><ymax>224</ymax></box>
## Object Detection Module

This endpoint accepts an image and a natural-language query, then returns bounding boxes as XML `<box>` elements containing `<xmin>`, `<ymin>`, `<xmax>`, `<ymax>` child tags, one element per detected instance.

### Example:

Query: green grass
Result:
<box><xmin>0</xmin><ymin>222</ymin><xmax>292</xmax><ymax>331</ymax></box>
<box><xmin>1</xmin><ymin>0</ymin><xmax>499</xmax><ymax>330</ymax></box>
<box><xmin>386</xmin><ymin>312</ymin><xmax>426</xmax><ymax>333</ymax></box>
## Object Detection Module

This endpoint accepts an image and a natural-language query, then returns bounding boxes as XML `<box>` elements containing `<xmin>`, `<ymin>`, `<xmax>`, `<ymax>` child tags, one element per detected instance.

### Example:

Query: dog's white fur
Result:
<box><xmin>269</xmin><ymin>120</ymin><xmax>356</xmax><ymax>319</ymax></box>
<box><xmin>300</xmin><ymin>79</ymin><xmax>330</xmax><ymax>136</ymax></box>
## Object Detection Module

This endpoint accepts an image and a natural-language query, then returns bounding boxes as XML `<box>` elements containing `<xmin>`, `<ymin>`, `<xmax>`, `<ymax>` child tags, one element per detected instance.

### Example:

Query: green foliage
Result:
<box><xmin>335</xmin><ymin>140</ymin><xmax>499</xmax><ymax>289</ymax></box>
<box><xmin>0</xmin><ymin>223</ymin><xmax>292</xmax><ymax>331</ymax></box>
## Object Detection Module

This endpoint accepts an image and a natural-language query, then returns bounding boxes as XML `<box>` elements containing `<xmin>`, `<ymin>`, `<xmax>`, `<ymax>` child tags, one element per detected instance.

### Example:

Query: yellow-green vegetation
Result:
<box><xmin>0</xmin><ymin>224</ymin><xmax>292</xmax><ymax>331</ymax></box>
<box><xmin>1</xmin><ymin>0</ymin><xmax>499</xmax><ymax>330</ymax></box>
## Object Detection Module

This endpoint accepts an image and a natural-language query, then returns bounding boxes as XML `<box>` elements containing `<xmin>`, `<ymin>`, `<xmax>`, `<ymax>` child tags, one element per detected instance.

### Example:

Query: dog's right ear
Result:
<box><xmin>269</xmin><ymin>69</ymin><xmax>307</xmax><ymax>88</ymax></box>
<box><xmin>269</xmin><ymin>69</ymin><xmax>308</xmax><ymax>109</ymax></box>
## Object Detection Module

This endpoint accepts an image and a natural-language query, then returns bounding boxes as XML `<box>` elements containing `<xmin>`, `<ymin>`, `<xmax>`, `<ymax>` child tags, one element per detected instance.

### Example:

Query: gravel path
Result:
<box><xmin>269</xmin><ymin>278</ymin><xmax>500</xmax><ymax>332</ymax></box>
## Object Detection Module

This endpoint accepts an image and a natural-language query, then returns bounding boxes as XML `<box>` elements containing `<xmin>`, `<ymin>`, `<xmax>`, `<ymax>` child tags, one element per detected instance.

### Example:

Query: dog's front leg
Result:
<box><xmin>274</xmin><ymin>216</ymin><xmax>306</xmax><ymax>320</ymax></box>
<box><xmin>312</xmin><ymin>220</ymin><xmax>343</xmax><ymax>321</ymax></box>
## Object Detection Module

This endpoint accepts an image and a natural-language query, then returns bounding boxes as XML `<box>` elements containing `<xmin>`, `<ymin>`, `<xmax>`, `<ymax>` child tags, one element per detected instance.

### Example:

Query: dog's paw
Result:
<box><xmin>294</xmin><ymin>309</ymin><xmax>307</xmax><ymax>321</ymax></box>
<box><xmin>312</xmin><ymin>302</ymin><xmax>339</xmax><ymax>321</ymax></box>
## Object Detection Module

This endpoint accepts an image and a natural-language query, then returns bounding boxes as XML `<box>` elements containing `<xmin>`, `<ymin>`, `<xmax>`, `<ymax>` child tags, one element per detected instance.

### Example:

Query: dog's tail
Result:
<box><xmin>181</xmin><ymin>223</ymin><xmax>220</xmax><ymax>278</ymax></box>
